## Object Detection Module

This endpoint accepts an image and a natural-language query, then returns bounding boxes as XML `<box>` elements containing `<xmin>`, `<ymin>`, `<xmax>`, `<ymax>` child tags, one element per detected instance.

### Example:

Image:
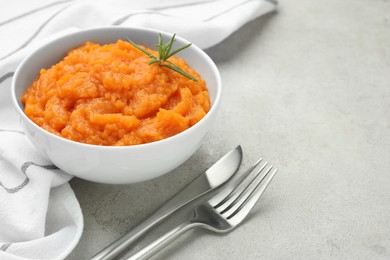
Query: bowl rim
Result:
<box><xmin>11</xmin><ymin>26</ymin><xmax>222</xmax><ymax>150</ymax></box>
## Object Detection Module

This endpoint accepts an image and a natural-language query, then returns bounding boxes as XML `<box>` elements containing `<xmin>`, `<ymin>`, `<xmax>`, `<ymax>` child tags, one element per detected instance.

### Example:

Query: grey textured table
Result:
<box><xmin>67</xmin><ymin>0</ymin><xmax>390</xmax><ymax>259</ymax></box>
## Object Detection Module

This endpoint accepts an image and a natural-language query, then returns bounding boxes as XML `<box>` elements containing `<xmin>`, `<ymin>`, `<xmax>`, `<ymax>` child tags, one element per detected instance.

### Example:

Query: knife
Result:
<box><xmin>91</xmin><ymin>145</ymin><xmax>243</xmax><ymax>260</ymax></box>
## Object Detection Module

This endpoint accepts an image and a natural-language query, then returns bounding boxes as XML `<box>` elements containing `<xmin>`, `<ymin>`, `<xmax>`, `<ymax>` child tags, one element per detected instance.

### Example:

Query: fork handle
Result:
<box><xmin>127</xmin><ymin>220</ymin><xmax>198</xmax><ymax>260</ymax></box>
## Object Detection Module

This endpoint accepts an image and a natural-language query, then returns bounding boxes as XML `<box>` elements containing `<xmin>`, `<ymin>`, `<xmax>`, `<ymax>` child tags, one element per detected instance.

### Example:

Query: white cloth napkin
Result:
<box><xmin>0</xmin><ymin>0</ymin><xmax>276</xmax><ymax>259</ymax></box>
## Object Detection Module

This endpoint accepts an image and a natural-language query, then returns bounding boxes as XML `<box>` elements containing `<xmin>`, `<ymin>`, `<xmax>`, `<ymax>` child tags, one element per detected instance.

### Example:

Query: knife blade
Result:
<box><xmin>91</xmin><ymin>145</ymin><xmax>242</xmax><ymax>260</ymax></box>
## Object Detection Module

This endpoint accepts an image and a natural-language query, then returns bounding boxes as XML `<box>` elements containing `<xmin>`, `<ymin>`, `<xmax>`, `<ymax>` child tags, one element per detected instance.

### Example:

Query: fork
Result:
<box><xmin>128</xmin><ymin>158</ymin><xmax>277</xmax><ymax>260</ymax></box>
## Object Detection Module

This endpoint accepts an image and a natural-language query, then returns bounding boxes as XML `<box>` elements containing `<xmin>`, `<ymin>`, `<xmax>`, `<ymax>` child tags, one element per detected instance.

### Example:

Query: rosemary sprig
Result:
<box><xmin>127</xmin><ymin>33</ymin><xmax>198</xmax><ymax>82</ymax></box>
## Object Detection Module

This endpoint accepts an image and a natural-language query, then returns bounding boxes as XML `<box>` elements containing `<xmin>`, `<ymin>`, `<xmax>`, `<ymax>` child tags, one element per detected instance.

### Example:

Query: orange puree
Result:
<box><xmin>22</xmin><ymin>40</ymin><xmax>210</xmax><ymax>146</ymax></box>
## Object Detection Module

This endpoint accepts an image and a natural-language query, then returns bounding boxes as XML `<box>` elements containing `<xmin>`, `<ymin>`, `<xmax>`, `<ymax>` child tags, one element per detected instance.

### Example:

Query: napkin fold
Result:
<box><xmin>0</xmin><ymin>0</ymin><xmax>276</xmax><ymax>259</ymax></box>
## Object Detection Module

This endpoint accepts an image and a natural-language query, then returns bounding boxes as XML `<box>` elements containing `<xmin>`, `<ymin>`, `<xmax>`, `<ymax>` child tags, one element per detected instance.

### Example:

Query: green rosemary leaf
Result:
<box><xmin>157</xmin><ymin>33</ymin><xmax>163</xmax><ymax>60</ymax></box>
<box><xmin>164</xmin><ymin>33</ymin><xmax>176</xmax><ymax>60</ymax></box>
<box><xmin>127</xmin><ymin>38</ymin><xmax>157</xmax><ymax>59</ymax></box>
<box><xmin>148</xmin><ymin>59</ymin><xmax>160</xmax><ymax>65</ymax></box>
<box><xmin>165</xmin><ymin>43</ymin><xmax>192</xmax><ymax>60</ymax></box>
<box><xmin>162</xmin><ymin>62</ymin><xmax>198</xmax><ymax>82</ymax></box>
<box><xmin>127</xmin><ymin>34</ymin><xmax>198</xmax><ymax>81</ymax></box>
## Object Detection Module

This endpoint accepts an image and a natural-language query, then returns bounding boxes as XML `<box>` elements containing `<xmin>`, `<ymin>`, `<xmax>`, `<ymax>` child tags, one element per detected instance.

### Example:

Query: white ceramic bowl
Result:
<box><xmin>11</xmin><ymin>27</ymin><xmax>221</xmax><ymax>184</ymax></box>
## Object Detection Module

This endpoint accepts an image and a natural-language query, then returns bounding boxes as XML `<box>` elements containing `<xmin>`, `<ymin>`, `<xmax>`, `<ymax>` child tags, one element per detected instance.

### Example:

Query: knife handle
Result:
<box><xmin>128</xmin><ymin>220</ymin><xmax>197</xmax><ymax>260</ymax></box>
<box><xmin>90</xmin><ymin>175</ymin><xmax>209</xmax><ymax>260</ymax></box>
<box><xmin>89</xmin><ymin>214</ymin><xmax>159</xmax><ymax>260</ymax></box>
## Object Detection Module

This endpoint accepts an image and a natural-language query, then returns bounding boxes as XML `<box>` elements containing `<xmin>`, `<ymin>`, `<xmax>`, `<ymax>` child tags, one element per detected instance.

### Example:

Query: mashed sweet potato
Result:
<box><xmin>22</xmin><ymin>40</ymin><xmax>210</xmax><ymax>146</ymax></box>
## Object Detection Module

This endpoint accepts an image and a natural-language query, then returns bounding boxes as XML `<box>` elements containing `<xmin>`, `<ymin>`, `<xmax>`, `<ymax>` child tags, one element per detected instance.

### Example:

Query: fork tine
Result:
<box><xmin>209</xmin><ymin>158</ymin><xmax>264</xmax><ymax>208</ymax></box>
<box><xmin>226</xmin><ymin>166</ymin><xmax>277</xmax><ymax>222</ymax></box>
<box><xmin>219</xmin><ymin>163</ymin><xmax>272</xmax><ymax>214</ymax></box>
<box><xmin>214</xmin><ymin>159</ymin><xmax>268</xmax><ymax>212</ymax></box>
